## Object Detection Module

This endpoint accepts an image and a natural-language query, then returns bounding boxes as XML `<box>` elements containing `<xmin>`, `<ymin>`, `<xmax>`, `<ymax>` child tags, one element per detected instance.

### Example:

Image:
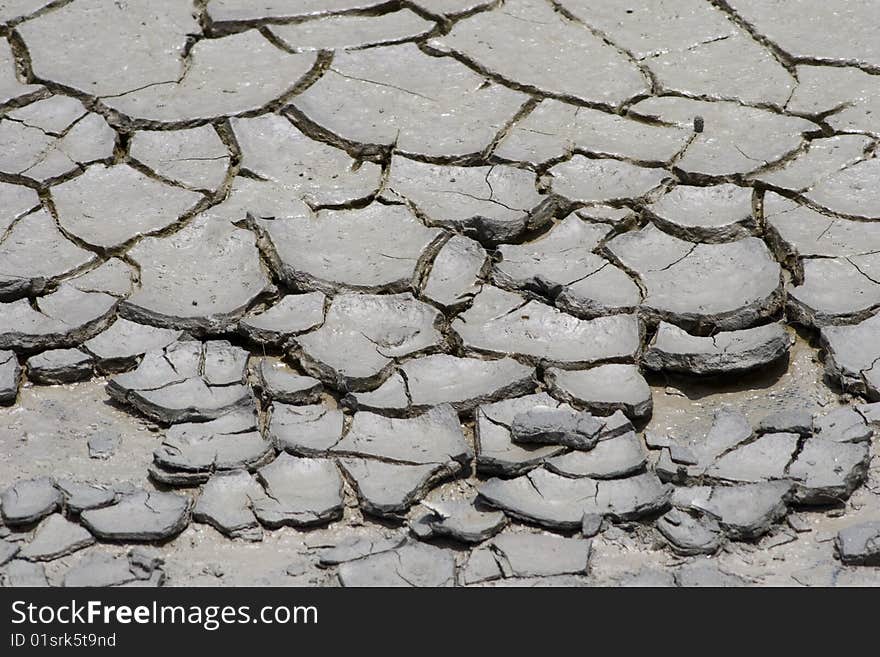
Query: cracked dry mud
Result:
<box><xmin>2</xmin><ymin>0</ymin><xmax>880</xmax><ymax>589</ymax></box>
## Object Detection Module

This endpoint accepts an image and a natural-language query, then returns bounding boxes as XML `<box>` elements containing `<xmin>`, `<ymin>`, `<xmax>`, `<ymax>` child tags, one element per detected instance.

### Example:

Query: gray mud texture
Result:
<box><xmin>2</xmin><ymin>0</ymin><xmax>880</xmax><ymax>588</ymax></box>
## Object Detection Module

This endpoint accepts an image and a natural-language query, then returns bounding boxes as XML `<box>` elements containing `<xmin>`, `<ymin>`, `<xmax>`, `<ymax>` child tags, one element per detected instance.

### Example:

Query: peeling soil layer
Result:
<box><xmin>2</xmin><ymin>0</ymin><xmax>880</xmax><ymax>587</ymax></box>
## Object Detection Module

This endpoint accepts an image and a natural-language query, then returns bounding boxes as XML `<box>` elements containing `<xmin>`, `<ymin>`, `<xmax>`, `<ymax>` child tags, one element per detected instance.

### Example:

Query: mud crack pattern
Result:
<box><xmin>2</xmin><ymin>0</ymin><xmax>880</xmax><ymax>587</ymax></box>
